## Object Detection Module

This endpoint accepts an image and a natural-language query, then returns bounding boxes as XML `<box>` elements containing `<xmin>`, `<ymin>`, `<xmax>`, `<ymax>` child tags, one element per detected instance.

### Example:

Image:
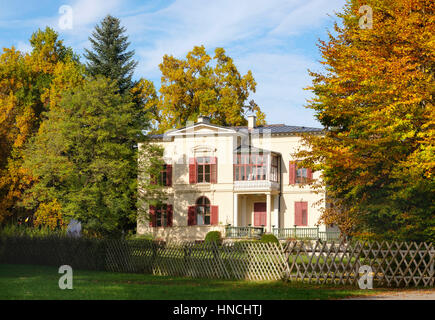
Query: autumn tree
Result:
<box><xmin>297</xmin><ymin>0</ymin><xmax>434</xmax><ymax>242</ymax></box>
<box><xmin>153</xmin><ymin>45</ymin><xmax>265</xmax><ymax>132</ymax></box>
<box><xmin>0</xmin><ymin>27</ymin><xmax>81</xmax><ymax>226</ymax></box>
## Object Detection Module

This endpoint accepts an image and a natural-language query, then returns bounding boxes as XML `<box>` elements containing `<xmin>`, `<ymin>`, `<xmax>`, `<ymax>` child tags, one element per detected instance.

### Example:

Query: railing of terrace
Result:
<box><xmin>272</xmin><ymin>227</ymin><xmax>341</xmax><ymax>241</ymax></box>
<box><xmin>225</xmin><ymin>226</ymin><xmax>265</xmax><ymax>239</ymax></box>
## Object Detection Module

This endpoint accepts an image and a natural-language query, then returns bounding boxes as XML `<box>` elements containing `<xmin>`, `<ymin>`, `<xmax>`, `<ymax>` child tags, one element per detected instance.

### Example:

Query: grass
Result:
<box><xmin>0</xmin><ymin>263</ymin><xmax>413</xmax><ymax>300</ymax></box>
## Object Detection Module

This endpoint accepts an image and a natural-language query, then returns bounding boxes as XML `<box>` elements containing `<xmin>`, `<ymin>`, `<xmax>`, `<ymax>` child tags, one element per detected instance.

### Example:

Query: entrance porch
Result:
<box><xmin>231</xmin><ymin>193</ymin><xmax>280</xmax><ymax>234</ymax></box>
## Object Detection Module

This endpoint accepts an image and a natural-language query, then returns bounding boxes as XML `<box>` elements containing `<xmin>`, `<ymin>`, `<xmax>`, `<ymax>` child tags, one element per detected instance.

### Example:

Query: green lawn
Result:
<box><xmin>0</xmin><ymin>263</ymin><xmax>406</xmax><ymax>300</ymax></box>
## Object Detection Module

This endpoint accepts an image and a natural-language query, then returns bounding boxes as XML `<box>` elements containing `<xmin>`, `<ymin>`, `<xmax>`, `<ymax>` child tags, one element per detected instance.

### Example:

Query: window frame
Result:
<box><xmin>233</xmin><ymin>153</ymin><xmax>267</xmax><ymax>181</ymax></box>
<box><xmin>196</xmin><ymin>157</ymin><xmax>211</xmax><ymax>183</ymax></box>
<box><xmin>195</xmin><ymin>196</ymin><xmax>211</xmax><ymax>225</ymax></box>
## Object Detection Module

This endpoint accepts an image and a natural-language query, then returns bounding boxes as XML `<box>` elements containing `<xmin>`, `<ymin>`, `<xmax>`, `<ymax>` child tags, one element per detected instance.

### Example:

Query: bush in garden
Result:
<box><xmin>204</xmin><ymin>231</ymin><xmax>222</xmax><ymax>245</ymax></box>
<box><xmin>260</xmin><ymin>233</ymin><xmax>279</xmax><ymax>244</ymax></box>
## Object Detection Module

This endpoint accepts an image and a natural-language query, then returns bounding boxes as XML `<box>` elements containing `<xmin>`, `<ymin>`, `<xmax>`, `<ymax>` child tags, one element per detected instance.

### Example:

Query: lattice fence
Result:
<box><xmin>284</xmin><ymin>240</ymin><xmax>435</xmax><ymax>287</ymax></box>
<box><xmin>105</xmin><ymin>240</ymin><xmax>288</xmax><ymax>281</ymax></box>
<box><xmin>1</xmin><ymin>236</ymin><xmax>433</xmax><ymax>286</ymax></box>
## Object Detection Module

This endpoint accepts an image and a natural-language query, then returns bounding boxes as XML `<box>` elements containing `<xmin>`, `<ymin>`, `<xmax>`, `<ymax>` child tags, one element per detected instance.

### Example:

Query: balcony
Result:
<box><xmin>234</xmin><ymin>180</ymin><xmax>279</xmax><ymax>192</ymax></box>
<box><xmin>233</xmin><ymin>150</ymin><xmax>280</xmax><ymax>192</ymax></box>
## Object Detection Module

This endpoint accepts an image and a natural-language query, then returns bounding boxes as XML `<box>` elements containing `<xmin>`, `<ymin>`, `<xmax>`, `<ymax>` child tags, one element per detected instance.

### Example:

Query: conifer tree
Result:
<box><xmin>84</xmin><ymin>15</ymin><xmax>137</xmax><ymax>92</ymax></box>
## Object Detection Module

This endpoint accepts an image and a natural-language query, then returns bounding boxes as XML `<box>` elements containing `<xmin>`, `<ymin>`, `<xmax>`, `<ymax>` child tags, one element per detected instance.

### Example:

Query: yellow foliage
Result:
<box><xmin>33</xmin><ymin>199</ymin><xmax>65</xmax><ymax>230</ymax></box>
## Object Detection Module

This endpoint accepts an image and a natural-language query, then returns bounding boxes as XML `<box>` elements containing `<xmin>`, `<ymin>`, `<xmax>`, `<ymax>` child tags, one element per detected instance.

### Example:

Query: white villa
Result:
<box><xmin>137</xmin><ymin>115</ymin><xmax>338</xmax><ymax>241</ymax></box>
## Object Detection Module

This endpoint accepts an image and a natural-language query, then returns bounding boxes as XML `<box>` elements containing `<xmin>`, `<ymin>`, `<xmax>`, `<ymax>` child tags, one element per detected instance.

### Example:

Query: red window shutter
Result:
<box><xmin>187</xmin><ymin>206</ymin><xmax>196</xmax><ymax>226</ymax></box>
<box><xmin>166</xmin><ymin>165</ymin><xmax>172</xmax><ymax>186</ymax></box>
<box><xmin>289</xmin><ymin>161</ymin><xmax>296</xmax><ymax>184</ymax></box>
<box><xmin>167</xmin><ymin>204</ymin><xmax>173</xmax><ymax>227</ymax></box>
<box><xmin>211</xmin><ymin>205</ymin><xmax>218</xmax><ymax>225</ymax></box>
<box><xmin>149</xmin><ymin>205</ymin><xmax>156</xmax><ymax>227</ymax></box>
<box><xmin>294</xmin><ymin>202</ymin><xmax>302</xmax><ymax>226</ymax></box>
<box><xmin>210</xmin><ymin>157</ymin><xmax>218</xmax><ymax>184</ymax></box>
<box><xmin>295</xmin><ymin>202</ymin><xmax>308</xmax><ymax>226</ymax></box>
<box><xmin>189</xmin><ymin>158</ymin><xmax>197</xmax><ymax>184</ymax></box>
<box><xmin>302</xmin><ymin>201</ymin><xmax>308</xmax><ymax>226</ymax></box>
<box><xmin>307</xmin><ymin>168</ymin><xmax>312</xmax><ymax>181</ymax></box>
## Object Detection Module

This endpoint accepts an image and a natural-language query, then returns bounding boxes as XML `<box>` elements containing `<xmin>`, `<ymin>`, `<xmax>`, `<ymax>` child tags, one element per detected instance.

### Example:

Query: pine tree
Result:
<box><xmin>84</xmin><ymin>15</ymin><xmax>137</xmax><ymax>92</ymax></box>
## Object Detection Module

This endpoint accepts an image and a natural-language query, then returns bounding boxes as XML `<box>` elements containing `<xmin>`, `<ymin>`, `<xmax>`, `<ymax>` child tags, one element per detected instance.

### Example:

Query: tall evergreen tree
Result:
<box><xmin>84</xmin><ymin>15</ymin><xmax>137</xmax><ymax>92</ymax></box>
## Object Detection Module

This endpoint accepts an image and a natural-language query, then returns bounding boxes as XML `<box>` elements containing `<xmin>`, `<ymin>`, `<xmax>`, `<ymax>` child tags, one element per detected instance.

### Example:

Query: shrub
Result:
<box><xmin>260</xmin><ymin>233</ymin><xmax>279</xmax><ymax>244</ymax></box>
<box><xmin>204</xmin><ymin>231</ymin><xmax>222</xmax><ymax>245</ymax></box>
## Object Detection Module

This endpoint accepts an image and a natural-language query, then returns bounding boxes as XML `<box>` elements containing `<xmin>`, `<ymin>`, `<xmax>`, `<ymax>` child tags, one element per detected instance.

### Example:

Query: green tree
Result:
<box><xmin>84</xmin><ymin>15</ymin><xmax>138</xmax><ymax>93</ymax></box>
<box><xmin>22</xmin><ymin>77</ymin><xmax>146</xmax><ymax>237</ymax></box>
<box><xmin>296</xmin><ymin>0</ymin><xmax>434</xmax><ymax>242</ymax></box>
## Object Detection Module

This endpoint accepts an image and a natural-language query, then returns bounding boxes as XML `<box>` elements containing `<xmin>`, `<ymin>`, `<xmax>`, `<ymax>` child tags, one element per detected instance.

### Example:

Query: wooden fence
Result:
<box><xmin>106</xmin><ymin>240</ymin><xmax>288</xmax><ymax>280</ymax></box>
<box><xmin>0</xmin><ymin>236</ymin><xmax>433</xmax><ymax>287</ymax></box>
<box><xmin>0</xmin><ymin>236</ymin><xmax>288</xmax><ymax>281</ymax></box>
<box><xmin>284</xmin><ymin>240</ymin><xmax>435</xmax><ymax>287</ymax></box>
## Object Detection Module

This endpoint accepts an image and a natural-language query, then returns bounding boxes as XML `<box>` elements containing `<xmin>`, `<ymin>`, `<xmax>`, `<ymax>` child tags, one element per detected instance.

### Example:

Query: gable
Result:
<box><xmin>166</xmin><ymin>123</ymin><xmax>239</xmax><ymax>137</ymax></box>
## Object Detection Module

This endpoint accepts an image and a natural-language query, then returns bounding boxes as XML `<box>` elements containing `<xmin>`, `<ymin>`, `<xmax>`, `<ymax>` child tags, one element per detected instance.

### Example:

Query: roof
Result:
<box><xmin>147</xmin><ymin>123</ymin><xmax>323</xmax><ymax>140</ymax></box>
<box><xmin>234</xmin><ymin>145</ymin><xmax>281</xmax><ymax>155</ymax></box>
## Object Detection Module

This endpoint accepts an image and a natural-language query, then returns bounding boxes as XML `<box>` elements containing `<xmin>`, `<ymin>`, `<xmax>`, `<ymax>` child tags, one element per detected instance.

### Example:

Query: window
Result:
<box><xmin>197</xmin><ymin>157</ymin><xmax>211</xmax><ymax>183</ymax></box>
<box><xmin>195</xmin><ymin>196</ymin><xmax>210</xmax><ymax>225</ymax></box>
<box><xmin>296</xmin><ymin>166</ymin><xmax>308</xmax><ymax>184</ymax></box>
<box><xmin>189</xmin><ymin>157</ymin><xmax>217</xmax><ymax>184</ymax></box>
<box><xmin>149</xmin><ymin>204</ymin><xmax>173</xmax><ymax>227</ymax></box>
<box><xmin>289</xmin><ymin>161</ymin><xmax>312</xmax><ymax>184</ymax></box>
<box><xmin>151</xmin><ymin>164</ymin><xmax>172</xmax><ymax>186</ymax></box>
<box><xmin>234</xmin><ymin>153</ymin><xmax>267</xmax><ymax>181</ymax></box>
<box><xmin>155</xmin><ymin>204</ymin><xmax>168</xmax><ymax>227</ymax></box>
<box><xmin>160</xmin><ymin>164</ymin><xmax>172</xmax><ymax>186</ymax></box>
<box><xmin>271</xmin><ymin>155</ymin><xmax>279</xmax><ymax>182</ymax></box>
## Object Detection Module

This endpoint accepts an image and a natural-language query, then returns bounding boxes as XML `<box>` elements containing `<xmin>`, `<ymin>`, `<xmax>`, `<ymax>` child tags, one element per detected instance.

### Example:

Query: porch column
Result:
<box><xmin>241</xmin><ymin>195</ymin><xmax>247</xmax><ymax>226</ymax></box>
<box><xmin>273</xmin><ymin>195</ymin><xmax>279</xmax><ymax>229</ymax></box>
<box><xmin>266</xmin><ymin>193</ymin><xmax>271</xmax><ymax>233</ymax></box>
<box><xmin>233</xmin><ymin>193</ymin><xmax>238</xmax><ymax>227</ymax></box>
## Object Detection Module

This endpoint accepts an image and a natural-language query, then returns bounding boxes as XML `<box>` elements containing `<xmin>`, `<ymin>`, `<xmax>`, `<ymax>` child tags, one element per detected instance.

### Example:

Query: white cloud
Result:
<box><xmin>70</xmin><ymin>0</ymin><xmax>122</xmax><ymax>28</ymax></box>
<box><xmin>16</xmin><ymin>41</ymin><xmax>32</xmax><ymax>53</ymax></box>
<box><xmin>235</xmin><ymin>52</ymin><xmax>320</xmax><ymax>126</ymax></box>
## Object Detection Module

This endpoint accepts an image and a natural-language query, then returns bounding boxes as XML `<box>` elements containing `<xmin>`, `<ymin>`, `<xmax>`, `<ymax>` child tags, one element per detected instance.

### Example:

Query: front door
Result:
<box><xmin>253</xmin><ymin>202</ymin><xmax>267</xmax><ymax>227</ymax></box>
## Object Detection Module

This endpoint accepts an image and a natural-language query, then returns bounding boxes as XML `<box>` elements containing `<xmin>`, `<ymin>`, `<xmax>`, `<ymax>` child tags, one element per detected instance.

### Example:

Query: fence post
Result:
<box><xmin>431</xmin><ymin>250</ymin><xmax>435</xmax><ymax>287</ymax></box>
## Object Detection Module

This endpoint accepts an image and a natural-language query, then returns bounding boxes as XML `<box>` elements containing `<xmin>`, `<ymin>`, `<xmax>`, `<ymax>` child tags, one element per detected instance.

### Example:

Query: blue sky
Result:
<box><xmin>0</xmin><ymin>0</ymin><xmax>346</xmax><ymax>127</ymax></box>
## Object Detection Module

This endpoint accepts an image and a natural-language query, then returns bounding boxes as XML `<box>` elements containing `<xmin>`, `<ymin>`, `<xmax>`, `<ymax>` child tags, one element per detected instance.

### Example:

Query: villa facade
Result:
<box><xmin>137</xmin><ymin>115</ymin><xmax>335</xmax><ymax>241</ymax></box>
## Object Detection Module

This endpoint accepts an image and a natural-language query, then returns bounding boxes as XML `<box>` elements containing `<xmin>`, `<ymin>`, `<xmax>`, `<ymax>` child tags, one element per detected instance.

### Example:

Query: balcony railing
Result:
<box><xmin>225</xmin><ymin>226</ymin><xmax>265</xmax><ymax>239</ymax></box>
<box><xmin>272</xmin><ymin>227</ymin><xmax>341</xmax><ymax>241</ymax></box>
<box><xmin>233</xmin><ymin>180</ymin><xmax>280</xmax><ymax>191</ymax></box>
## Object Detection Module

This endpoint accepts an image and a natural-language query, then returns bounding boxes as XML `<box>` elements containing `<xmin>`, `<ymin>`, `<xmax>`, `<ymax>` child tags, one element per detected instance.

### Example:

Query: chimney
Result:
<box><xmin>248</xmin><ymin>115</ymin><xmax>257</xmax><ymax>129</ymax></box>
<box><xmin>197</xmin><ymin>115</ymin><xmax>210</xmax><ymax>124</ymax></box>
